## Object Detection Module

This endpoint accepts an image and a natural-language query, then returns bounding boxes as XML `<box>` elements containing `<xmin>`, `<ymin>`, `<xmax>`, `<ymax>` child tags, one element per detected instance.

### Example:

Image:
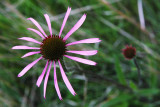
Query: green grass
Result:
<box><xmin>0</xmin><ymin>0</ymin><xmax>160</xmax><ymax>107</ymax></box>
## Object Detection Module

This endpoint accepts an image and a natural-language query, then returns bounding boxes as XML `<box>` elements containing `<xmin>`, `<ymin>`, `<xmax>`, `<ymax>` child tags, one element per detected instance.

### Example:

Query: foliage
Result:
<box><xmin>0</xmin><ymin>0</ymin><xmax>160</xmax><ymax>107</ymax></box>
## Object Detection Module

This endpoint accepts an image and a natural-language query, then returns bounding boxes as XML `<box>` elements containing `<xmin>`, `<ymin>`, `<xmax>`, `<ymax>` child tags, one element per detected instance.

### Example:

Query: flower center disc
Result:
<box><xmin>40</xmin><ymin>35</ymin><xmax>66</xmax><ymax>61</ymax></box>
<box><xmin>124</xmin><ymin>48</ymin><xmax>136</xmax><ymax>59</ymax></box>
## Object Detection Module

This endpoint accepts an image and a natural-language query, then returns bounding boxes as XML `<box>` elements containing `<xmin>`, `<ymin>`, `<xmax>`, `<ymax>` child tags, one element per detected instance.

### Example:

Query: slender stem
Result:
<box><xmin>133</xmin><ymin>58</ymin><xmax>142</xmax><ymax>86</ymax></box>
<box><xmin>101</xmin><ymin>0</ymin><xmax>156</xmax><ymax>43</ymax></box>
<box><xmin>60</xmin><ymin>58</ymin><xmax>68</xmax><ymax>72</ymax></box>
<box><xmin>75</xmin><ymin>68</ymin><xmax>133</xmax><ymax>92</ymax></box>
<box><xmin>83</xmin><ymin>73</ymin><xmax>88</xmax><ymax>107</ymax></box>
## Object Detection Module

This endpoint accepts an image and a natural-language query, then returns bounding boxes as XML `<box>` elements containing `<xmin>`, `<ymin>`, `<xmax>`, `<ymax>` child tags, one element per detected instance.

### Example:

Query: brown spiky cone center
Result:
<box><xmin>40</xmin><ymin>35</ymin><xmax>67</xmax><ymax>61</ymax></box>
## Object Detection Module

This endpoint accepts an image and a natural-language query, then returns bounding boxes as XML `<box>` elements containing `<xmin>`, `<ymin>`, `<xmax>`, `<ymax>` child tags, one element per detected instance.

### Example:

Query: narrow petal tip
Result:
<box><xmin>17</xmin><ymin>74</ymin><xmax>21</xmax><ymax>77</ymax></box>
<box><xmin>97</xmin><ymin>39</ymin><xmax>101</xmax><ymax>43</ymax></box>
<box><xmin>21</xmin><ymin>56</ymin><xmax>24</xmax><ymax>58</ymax></box>
<box><xmin>44</xmin><ymin>14</ymin><xmax>49</xmax><ymax>18</ymax></box>
<box><xmin>36</xmin><ymin>77</ymin><xmax>41</xmax><ymax>87</ymax></box>
<box><xmin>36</xmin><ymin>83</ymin><xmax>40</xmax><ymax>87</ymax></box>
<box><xmin>67</xmin><ymin>7</ymin><xmax>71</xmax><ymax>10</ymax></box>
<box><xmin>73</xmin><ymin>92</ymin><xmax>77</xmax><ymax>96</ymax></box>
<box><xmin>12</xmin><ymin>46</ymin><xmax>19</xmax><ymax>49</ymax></box>
<box><xmin>27</xmin><ymin>18</ymin><xmax>31</xmax><ymax>20</ymax></box>
<box><xmin>91</xmin><ymin>62</ymin><xmax>97</xmax><ymax>66</ymax></box>
<box><xmin>95</xmin><ymin>50</ymin><xmax>98</xmax><ymax>54</ymax></box>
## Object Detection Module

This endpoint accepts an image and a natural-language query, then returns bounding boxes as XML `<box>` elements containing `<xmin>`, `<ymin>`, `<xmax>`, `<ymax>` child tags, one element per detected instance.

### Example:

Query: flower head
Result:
<box><xmin>122</xmin><ymin>45</ymin><xmax>136</xmax><ymax>60</ymax></box>
<box><xmin>12</xmin><ymin>7</ymin><xmax>101</xmax><ymax>100</ymax></box>
<box><xmin>40</xmin><ymin>35</ymin><xmax>67</xmax><ymax>61</ymax></box>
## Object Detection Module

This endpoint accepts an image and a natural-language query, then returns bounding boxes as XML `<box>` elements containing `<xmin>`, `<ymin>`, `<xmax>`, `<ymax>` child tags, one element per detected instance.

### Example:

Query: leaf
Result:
<box><xmin>137</xmin><ymin>88</ymin><xmax>160</xmax><ymax>96</ymax></box>
<box><xmin>114</xmin><ymin>55</ymin><xmax>127</xmax><ymax>85</ymax></box>
<box><xmin>100</xmin><ymin>94</ymin><xmax>133</xmax><ymax>107</ymax></box>
<box><xmin>129</xmin><ymin>81</ymin><xmax>137</xmax><ymax>90</ymax></box>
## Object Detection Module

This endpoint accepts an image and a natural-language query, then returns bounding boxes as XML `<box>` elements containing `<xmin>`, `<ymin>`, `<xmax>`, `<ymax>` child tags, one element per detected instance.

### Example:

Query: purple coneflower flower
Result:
<box><xmin>12</xmin><ymin>7</ymin><xmax>101</xmax><ymax>100</ymax></box>
<box><xmin>122</xmin><ymin>45</ymin><xmax>136</xmax><ymax>60</ymax></box>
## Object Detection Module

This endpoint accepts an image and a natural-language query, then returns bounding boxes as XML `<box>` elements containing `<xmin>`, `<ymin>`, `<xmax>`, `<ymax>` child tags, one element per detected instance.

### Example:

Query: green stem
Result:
<box><xmin>133</xmin><ymin>58</ymin><xmax>142</xmax><ymax>87</ymax></box>
<box><xmin>60</xmin><ymin>58</ymin><xmax>68</xmax><ymax>72</ymax></box>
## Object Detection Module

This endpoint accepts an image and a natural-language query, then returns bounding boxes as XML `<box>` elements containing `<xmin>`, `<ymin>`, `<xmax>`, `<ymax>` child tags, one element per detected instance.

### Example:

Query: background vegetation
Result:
<box><xmin>0</xmin><ymin>0</ymin><xmax>160</xmax><ymax>107</ymax></box>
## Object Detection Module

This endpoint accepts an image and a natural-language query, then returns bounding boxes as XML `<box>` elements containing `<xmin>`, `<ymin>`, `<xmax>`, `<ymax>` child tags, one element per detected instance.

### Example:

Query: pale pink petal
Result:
<box><xmin>19</xmin><ymin>37</ymin><xmax>41</xmax><ymax>44</ymax></box>
<box><xmin>66</xmin><ymin>38</ymin><xmax>101</xmax><ymax>46</ymax></box>
<box><xmin>18</xmin><ymin>56</ymin><xmax>43</xmax><ymax>77</ymax></box>
<box><xmin>58</xmin><ymin>60</ymin><xmax>76</xmax><ymax>96</ymax></box>
<box><xmin>27</xmin><ymin>28</ymin><xmax>44</xmax><ymax>39</ymax></box>
<box><xmin>66</xmin><ymin>50</ymin><xmax>97</xmax><ymax>56</ymax></box>
<box><xmin>63</xmin><ymin>14</ymin><xmax>86</xmax><ymax>41</ymax></box>
<box><xmin>64</xmin><ymin>55</ymin><xmax>96</xmax><ymax>66</ymax></box>
<box><xmin>36</xmin><ymin>60</ymin><xmax>49</xmax><ymax>87</ymax></box>
<box><xmin>54</xmin><ymin>61</ymin><xmax>62</xmax><ymax>100</ymax></box>
<box><xmin>12</xmin><ymin>46</ymin><xmax>40</xmax><ymax>50</ymax></box>
<box><xmin>59</xmin><ymin>7</ymin><xmax>71</xmax><ymax>37</ymax></box>
<box><xmin>138</xmin><ymin>0</ymin><xmax>145</xmax><ymax>29</ymax></box>
<box><xmin>44</xmin><ymin>14</ymin><xmax>52</xmax><ymax>36</ymax></box>
<box><xmin>22</xmin><ymin>51</ymin><xmax>40</xmax><ymax>58</ymax></box>
<box><xmin>44</xmin><ymin>61</ymin><xmax>52</xmax><ymax>99</ymax></box>
<box><xmin>27</xmin><ymin>18</ymin><xmax>48</xmax><ymax>37</ymax></box>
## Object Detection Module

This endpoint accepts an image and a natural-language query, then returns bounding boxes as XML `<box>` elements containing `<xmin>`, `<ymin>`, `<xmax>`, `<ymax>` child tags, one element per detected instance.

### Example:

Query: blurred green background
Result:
<box><xmin>0</xmin><ymin>0</ymin><xmax>160</xmax><ymax>107</ymax></box>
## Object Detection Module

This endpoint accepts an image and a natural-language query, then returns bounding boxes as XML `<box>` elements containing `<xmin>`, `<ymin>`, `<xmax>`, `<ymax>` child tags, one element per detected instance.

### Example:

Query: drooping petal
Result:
<box><xmin>22</xmin><ymin>51</ymin><xmax>40</xmax><ymax>58</ymax></box>
<box><xmin>27</xmin><ymin>18</ymin><xmax>48</xmax><ymax>37</ymax></box>
<box><xmin>66</xmin><ymin>50</ymin><xmax>97</xmax><ymax>56</ymax></box>
<box><xmin>27</xmin><ymin>28</ymin><xmax>45</xmax><ymax>39</ymax></box>
<box><xmin>54</xmin><ymin>61</ymin><xmax>62</xmax><ymax>100</ymax></box>
<box><xmin>19</xmin><ymin>37</ymin><xmax>41</xmax><ymax>44</ymax></box>
<box><xmin>44</xmin><ymin>14</ymin><xmax>52</xmax><ymax>36</ymax></box>
<box><xmin>63</xmin><ymin>14</ymin><xmax>86</xmax><ymax>41</ymax></box>
<box><xmin>66</xmin><ymin>38</ymin><xmax>101</xmax><ymax>46</ymax></box>
<box><xmin>12</xmin><ymin>46</ymin><xmax>40</xmax><ymax>50</ymax></box>
<box><xmin>36</xmin><ymin>60</ymin><xmax>49</xmax><ymax>87</ymax></box>
<box><xmin>44</xmin><ymin>61</ymin><xmax>52</xmax><ymax>99</ymax></box>
<box><xmin>59</xmin><ymin>7</ymin><xmax>71</xmax><ymax>37</ymax></box>
<box><xmin>64</xmin><ymin>55</ymin><xmax>96</xmax><ymax>66</ymax></box>
<box><xmin>58</xmin><ymin>60</ymin><xmax>76</xmax><ymax>96</ymax></box>
<box><xmin>18</xmin><ymin>56</ymin><xmax>43</xmax><ymax>77</ymax></box>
